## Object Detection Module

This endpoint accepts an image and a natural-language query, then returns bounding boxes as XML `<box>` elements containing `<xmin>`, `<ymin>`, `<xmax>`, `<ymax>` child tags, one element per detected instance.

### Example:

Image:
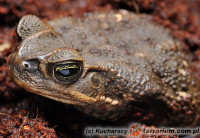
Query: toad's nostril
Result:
<box><xmin>22</xmin><ymin>59</ymin><xmax>40</xmax><ymax>72</ymax></box>
<box><xmin>23</xmin><ymin>62</ymin><xmax>29</xmax><ymax>68</ymax></box>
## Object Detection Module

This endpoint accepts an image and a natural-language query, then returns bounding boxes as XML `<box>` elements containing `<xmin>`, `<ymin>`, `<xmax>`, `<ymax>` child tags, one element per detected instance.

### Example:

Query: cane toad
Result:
<box><xmin>8</xmin><ymin>10</ymin><xmax>199</xmax><ymax>125</ymax></box>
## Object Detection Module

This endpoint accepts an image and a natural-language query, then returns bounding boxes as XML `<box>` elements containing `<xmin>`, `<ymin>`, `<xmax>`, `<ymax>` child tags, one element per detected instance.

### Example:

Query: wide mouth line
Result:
<box><xmin>23</xmin><ymin>85</ymin><xmax>88</xmax><ymax>105</ymax></box>
<box><xmin>35</xmin><ymin>92</ymin><xmax>85</xmax><ymax>105</ymax></box>
<box><xmin>12</xmin><ymin>65</ymin><xmax>96</xmax><ymax>105</ymax></box>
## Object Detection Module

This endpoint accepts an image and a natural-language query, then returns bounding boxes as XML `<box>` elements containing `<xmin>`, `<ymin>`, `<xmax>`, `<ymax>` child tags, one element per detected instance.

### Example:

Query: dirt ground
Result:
<box><xmin>0</xmin><ymin>0</ymin><xmax>200</xmax><ymax>137</ymax></box>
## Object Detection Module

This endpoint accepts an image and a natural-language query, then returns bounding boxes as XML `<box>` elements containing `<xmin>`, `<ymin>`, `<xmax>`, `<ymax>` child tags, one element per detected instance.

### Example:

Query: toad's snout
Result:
<box><xmin>7</xmin><ymin>55</ymin><xmax>41</xmax><ymax>85</ymax></box>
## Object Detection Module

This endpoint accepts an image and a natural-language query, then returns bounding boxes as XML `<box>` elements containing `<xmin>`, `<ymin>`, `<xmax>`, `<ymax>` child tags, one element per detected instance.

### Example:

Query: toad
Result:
<box><xmin>8</xmin><ymin>10</ymin><xmax>200</xmax><ymax>125</ymax></box>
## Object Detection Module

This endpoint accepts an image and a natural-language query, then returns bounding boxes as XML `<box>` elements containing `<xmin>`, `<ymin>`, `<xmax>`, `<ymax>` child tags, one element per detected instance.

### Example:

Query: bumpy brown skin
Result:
<box><xmin>8</xmin><ymin>10</ymin><xmax>199</xmax><ymax>125</ymax></box>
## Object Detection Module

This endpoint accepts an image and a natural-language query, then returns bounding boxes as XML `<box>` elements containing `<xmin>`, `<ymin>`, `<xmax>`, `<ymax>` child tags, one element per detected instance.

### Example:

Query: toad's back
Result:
<box><xmin>8</xmin><ymin>10</ymin><xmax>199</xmax><ymax>125</ymax></box>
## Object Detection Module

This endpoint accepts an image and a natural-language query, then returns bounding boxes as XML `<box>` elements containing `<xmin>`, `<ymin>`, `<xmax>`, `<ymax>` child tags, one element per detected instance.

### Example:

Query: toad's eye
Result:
<box><xmin>50</xmin><ymin>61</ymin><xmax>82</xmax><ymax>84</ymax></box>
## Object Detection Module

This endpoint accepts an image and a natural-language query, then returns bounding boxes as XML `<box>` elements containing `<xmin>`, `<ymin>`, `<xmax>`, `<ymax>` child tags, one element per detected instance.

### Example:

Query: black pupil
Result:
<box><xmin>57</xmin><ymin>68</ymin><xmax>78</xmax><ymax>77</ymax></box>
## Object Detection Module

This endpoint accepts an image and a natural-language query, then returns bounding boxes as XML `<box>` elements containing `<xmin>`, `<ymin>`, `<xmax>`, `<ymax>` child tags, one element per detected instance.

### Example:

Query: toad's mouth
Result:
<box><xmin>13</xmin><ymin>73</ymin><xmax>98</xmax><ymax>105</ymax></box>
<box><xmin>9</xmin><ymin>65</ymin><xmax>100</xmax><ymax>105</ymax></box>
<box><xmin>30</xmin><ymin>89</ymin><xmax>99</xmax><ymax>105</ymax></box>
<box><xmin>33</xmin><ymin>91</ymin><xmax>89</xmax><ymax>105</ymax></box>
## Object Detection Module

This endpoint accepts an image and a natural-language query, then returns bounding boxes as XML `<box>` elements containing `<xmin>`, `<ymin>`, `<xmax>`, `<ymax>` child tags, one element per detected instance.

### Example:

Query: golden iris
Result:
<box><xmin>53</xmin><ymin>62</ymin><xmax>81</xmax><ymax>83</ymax></box>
